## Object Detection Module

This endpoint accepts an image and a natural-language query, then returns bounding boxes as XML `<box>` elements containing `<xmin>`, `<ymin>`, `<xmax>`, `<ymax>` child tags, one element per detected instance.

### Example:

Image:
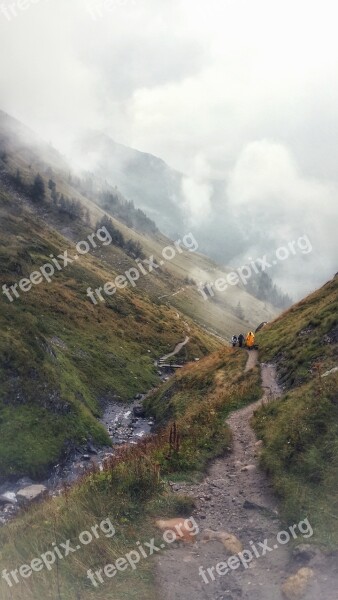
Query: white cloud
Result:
<box><xmin>0</xmin><ymin>0</ymin><xmax>337</xmax><ymax>295</ymax></box>
<box><xmin>181</xmin><ymin>176</ymin><xmax>213</xmax><ymax>227</ymax></box>
<box><xmin>226</xmin><ymin>140</ymin><xmax>338</xmax><ymax>296</ymax></box>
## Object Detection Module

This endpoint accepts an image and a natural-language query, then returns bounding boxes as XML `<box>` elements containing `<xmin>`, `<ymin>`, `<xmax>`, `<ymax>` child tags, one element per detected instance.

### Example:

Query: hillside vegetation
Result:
<box><xmin>0</xmin><ymin>185</ymin><xmax>219</xmax><ymax>478</ymax></box>
<box><xmin>0</xmin><ymin>109</ymin><xmax>276</xmax><ymax>478</ymax></box>
<box><xmin>144</xmin><ymin>348</ymin><xmax>261</xmax><ymax>473</ymax></box>
<box><xmin>0</xmin><ymin>109</ymin><xmax>276</xmax><ymax>342</ymax></box>
<box><xmin>253</xmin><ymin>275</ymin><xmax>338</xmax><ymax>546</ymax></box>
<box><xmin>0</xmin><ymin>347</ymin><xmax>261</xmax><ymax>600</ymax></box>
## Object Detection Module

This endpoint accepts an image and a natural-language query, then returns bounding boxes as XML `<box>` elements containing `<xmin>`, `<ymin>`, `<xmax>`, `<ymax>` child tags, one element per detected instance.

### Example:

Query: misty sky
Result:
<box><xmin>0</xmin><ymin>0</ymin><xmax>337</xmax><ymax>297</ymax></box>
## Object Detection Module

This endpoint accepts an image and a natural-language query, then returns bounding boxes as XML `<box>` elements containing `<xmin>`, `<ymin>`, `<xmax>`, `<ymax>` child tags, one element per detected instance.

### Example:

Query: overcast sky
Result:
<box><xmin>0</xmin><ymin>0</ymin><xmax>337</xmax><ymax>296</ymax></box>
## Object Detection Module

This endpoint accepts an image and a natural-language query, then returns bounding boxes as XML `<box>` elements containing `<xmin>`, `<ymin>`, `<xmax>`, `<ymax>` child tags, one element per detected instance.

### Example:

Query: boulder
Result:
<box><xmin>133</xmin><ymin>405</ymin><xmax>146</xmax><ymax>418</ymax></box>
<box><xmin>292</xmin><ymin>544</ymin><xmax>318</xmax><ymax>563</ymax></box>
<box><xmin>16</xmin><ymin>485</ymin><xmax>47</xmax><ymax>505</ymax></box>
<box><xmin>202</xmin><ymin>529</ymin><xmax>243</xmax><ymax>554</ymax></box>
<box><xmin>281</xmin><ymin>567</ymin><xmax>314</xmax><ymax>600</ymax></box>
<box><xmin>155</xmin><ymin>518</ymin><xmax>198</xmax><ymax>542</ymax></box>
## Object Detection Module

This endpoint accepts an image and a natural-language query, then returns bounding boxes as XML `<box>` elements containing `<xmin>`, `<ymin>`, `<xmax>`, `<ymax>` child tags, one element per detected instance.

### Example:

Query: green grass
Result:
<box><xmin>256</xmin><ymin>275</ymin><xmax>338</xmax><ymax>388</ymax></box>
<box><xmin>0</xmin><ymin>189</ymin><xmax>220</xmax><ymax>478</ymax></box>
<box><xmin>0</xmin><ymin>404</ymin><xmax>108</xmax><ymax>478</ymax></box>
<box><xmin>144</xmin><ymin>348</ymin><xmax>262</xmax><ymax>475</ymax></box>
<box><xmin>0</xmin><ymin>122</ymin><xmax>275</xmax><ymax>474</ymax></box>
<box><xmin>253</xmin><ymin>275</ymin><xmax>338</xmax><ymax>547</ymax></box>
<box><xmin>0</xmin><ymin>346</ymin><xmax>262</xmax><ymax>600</ymax></box>
<box><xmin>0</xmin><ymin>445</ymin><xmax>162</xmax><ymax>600</ymax></box>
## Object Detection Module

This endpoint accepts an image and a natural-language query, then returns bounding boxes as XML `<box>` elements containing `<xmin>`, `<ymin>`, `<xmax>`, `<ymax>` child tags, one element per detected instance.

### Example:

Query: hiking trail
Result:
<box><xmin>160</xmin><ymin>336</ymin><xmax>190</xmax><ymax>362</ymax></box>
<box><xmin>155</xmin><ymin>351</ymin><xmax>332</xmax><ymax>600</ymax></box>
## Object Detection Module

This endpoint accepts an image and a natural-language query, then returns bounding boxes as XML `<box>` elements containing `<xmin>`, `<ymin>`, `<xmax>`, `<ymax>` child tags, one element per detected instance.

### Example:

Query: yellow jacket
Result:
<box><xmin>246</xmin><ymin>332</ymin><xmax>255</xmax><ymax>347</ymax></box>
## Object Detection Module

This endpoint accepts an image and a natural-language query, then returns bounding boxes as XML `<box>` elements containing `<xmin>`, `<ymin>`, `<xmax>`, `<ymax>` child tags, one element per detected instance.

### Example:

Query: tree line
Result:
<box><xmin>12</xmin><ymin>170</ymin><xmax>89</xmax><ymax>222</ymax></box>
<box><xmin>11</xmin><ymin>170</ymin><xmax>145</xmax><ymax>259</ymax></box>
<box><xmin>98</xmin><ymin>189</ymin><xmax>158</xmax><ymax>235</ymax></box>
<box><xmin>95</xmin><ymin>215</ymin><xmax>145</xmax><ymax>259</ymax></box>
<box><xmin>246</xmin><ymin>270</ymin><xmax>292</xmax><ymax>309</ymax></box>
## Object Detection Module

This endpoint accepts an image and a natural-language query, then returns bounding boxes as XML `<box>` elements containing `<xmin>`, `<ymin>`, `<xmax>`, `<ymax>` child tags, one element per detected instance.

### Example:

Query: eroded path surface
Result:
<box><xmin>155</xmin><ymin>353</ymin><xmax>330</xmax><ymax>600</ymax></box>
<box><xmin>159</xmin><ymin>336</ymin><xmax>190</xmax><ymax>362</ymax></box>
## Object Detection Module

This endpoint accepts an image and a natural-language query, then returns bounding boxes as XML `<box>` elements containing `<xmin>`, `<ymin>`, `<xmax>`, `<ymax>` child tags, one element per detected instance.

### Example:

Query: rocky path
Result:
<box><xmin>155</xmin><ymin>353</ymin><xmax>333</xmax><ymax>600</ymax></box>
<box><xmin>159</xmin><ymin>336</ymin><xmax>190</xmax><ymax>362</ymax></box>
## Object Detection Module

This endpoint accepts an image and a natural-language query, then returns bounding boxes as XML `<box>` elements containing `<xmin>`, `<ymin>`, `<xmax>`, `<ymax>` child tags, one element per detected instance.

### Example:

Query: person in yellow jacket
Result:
<box><xmin>246</xmin><ymin>331</ymin><xmax>255</xmax><ymax>350</ymax></box>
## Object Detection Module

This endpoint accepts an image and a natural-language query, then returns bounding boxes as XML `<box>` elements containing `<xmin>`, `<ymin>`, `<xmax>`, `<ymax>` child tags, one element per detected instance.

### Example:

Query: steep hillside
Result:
<box><xmin>73</xmin><ymin>131</ymin><xmax>184</xmax><ymax>236</ymax></box>
<box><xmin>0</xmin><ymin>109</ymin><xmax>277</xmax><ymax>479</ymax></box>
<box><xmin>0</xmin><ymin>110</ymin><xmax>276</xmax><ymax>341</ymax></box>
<box><xmin>0</xmin><ymin>347</ymin><xmax>261</xmax><ymax>600</ymax></box>
<box><xmin>0</xmin><ymin>183</ymin><xmax>219</xmax><ymax>478</ymax></box>
<box><xmin>71</xmin><ymin>131</ymin><xmax>304</xmax><ymax>310</ymax></box>
<box><xmin>0</xmin><ymin>261</ymin><xmax>336</xmax><ymax>599</ymax></box>
<box><xmin>253</xmin><ymin>275</ymin><xmax>338</xmax><ymax>546</ymax></box>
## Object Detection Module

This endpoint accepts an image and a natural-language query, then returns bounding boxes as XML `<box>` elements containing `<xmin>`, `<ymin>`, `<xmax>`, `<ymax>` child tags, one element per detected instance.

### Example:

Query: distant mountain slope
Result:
<box><xmin>73</xmin><ymin>131</ymin><xmax>184</xmax><ymax>236</ymax></box>
<box><xmin>73</xmin><ymin>130</ymin><xmax>294</xmax><ymax>310</ymax></box>
<box><xmin>0</xmin><ymin>109</ymin><xmax>276</xmax><ymax>340</ymax></box>
<box><xmin>0</xmin><ymin>109</ymin><xmax>68</xmax><ymax>173</ymax></box>
<box><xmin>254</xmin><ymin>275</ymin><xmax>338</xmax><ymax>545</ymax></box>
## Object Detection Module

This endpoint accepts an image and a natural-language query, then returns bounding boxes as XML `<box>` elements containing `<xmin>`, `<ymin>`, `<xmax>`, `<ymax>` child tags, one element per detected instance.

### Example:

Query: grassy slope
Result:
<box><xmin>0</xmin><ymin>110</ymin><xmax>276</xmax><ymax>478</ymax></box>
<box><xmin>253</xmin><ymin>275</ymin><xmax>338</xmax><ymax>547</ymax></box>
<box><xmin>144</xmin><ymin>348</ymin><xmax>261</xmax><ymax>475</ymax></box>
<box><xmin>0</xmin><ymin>346</ymin><xmax>261</xmax><ymax>600</ymax></box>
<box><xmin>0</xmin><ymin>187</ymin><xmax>220</xmax><ymax>478</ymax></box>
<box><xmin>0</xmin><ymin>110</ymin><xmax>277</xmax><ymax>341</ymax></box>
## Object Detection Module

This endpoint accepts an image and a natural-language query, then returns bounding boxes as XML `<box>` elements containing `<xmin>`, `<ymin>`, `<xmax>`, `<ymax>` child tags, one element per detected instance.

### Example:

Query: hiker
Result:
<box><xmin>246</xmin><ymin>331</ymin><xmax>255</xmax><ymax>350</ymax></box>
<box><xmin>238</xmin><ymin>333</ymin><xmax>245</xmax><ymax>348</ymax></box>
<box><xmin>231</xmin><ymin>334</ymin><xmax>238</xmax><ymax>347</ymax></box>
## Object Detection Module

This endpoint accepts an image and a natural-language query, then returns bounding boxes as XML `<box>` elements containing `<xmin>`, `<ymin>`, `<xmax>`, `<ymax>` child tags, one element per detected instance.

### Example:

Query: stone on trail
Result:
<box><xmin>281</xmin><ymin>567</ymin><xmax>314</xmax><ymax>600</ymax></box>
<box><xmin>16</xmin><ymin>485</ymin><xmax>48</xmax><ymax>505</ymax></box>
<box><xmin>240</xmin><ymin>464</ymin><xmax>256</xmax><ymax>472</ymax></box>
<box><xmin>210</xmin><ymin>478</ymin><xmax>228</xmax><ymax>487</ymax></box>
<box><xmin>202</xmin><ymin>529</ymin><xmax>243</xmax><ymax>554</ymax></box>
<box><xmin>243</xmin><ymin>499</ymin><xmax>264</xmax><ymax>510</ymax></box>
<box><xmin>292</xmin><ymin>544</ymin><xmax>318</xmax><ymax>563</ymax></box>
<box><xmin>155</xmin><ymin>518</ymin><xmax>197</xmax><ymax>542</ymax></box>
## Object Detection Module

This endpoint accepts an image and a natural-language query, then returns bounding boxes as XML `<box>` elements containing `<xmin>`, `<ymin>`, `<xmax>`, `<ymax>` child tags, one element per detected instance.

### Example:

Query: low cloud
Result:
<box><xmin>226</xmin><ymin>140</ymin><xmax>338</xmax><ymax>296</ymax></box>
<box><xmin>0</xmin><ymin>0</ymin><xmax>337</xmax><ymax>297</ymax></box>
<box><xmin>181</xmin><ymin>154</ymin><xmax>213</xmax><ymax>226</ymax></box>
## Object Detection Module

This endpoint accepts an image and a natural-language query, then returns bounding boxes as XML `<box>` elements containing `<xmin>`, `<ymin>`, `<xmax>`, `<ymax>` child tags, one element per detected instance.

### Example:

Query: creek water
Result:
<box><xmin>0</xmin><ymin>339</ymin><xmax>188</xmax><ymax>524</ymax></box>
<box><xmin>0</xmin><ymin>397</ymin><xmax>154</xmax><ymax>524</ymax></box>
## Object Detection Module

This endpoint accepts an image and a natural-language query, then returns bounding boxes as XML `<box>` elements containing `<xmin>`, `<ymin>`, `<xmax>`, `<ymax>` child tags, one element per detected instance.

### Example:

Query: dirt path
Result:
<box><xmin>244</xmin><ymin>348</ymin><xmax>259</xmax><ymax>372</ymax></box>
<box><xmin>155</xmin><ymin>353</ymin><xmax>326</xmax><ymax>600</ymax></box>
<box><xmin>159</xmin><ymin>336</ymin><xmax>190</xmax><ymax>362</ymax></box>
